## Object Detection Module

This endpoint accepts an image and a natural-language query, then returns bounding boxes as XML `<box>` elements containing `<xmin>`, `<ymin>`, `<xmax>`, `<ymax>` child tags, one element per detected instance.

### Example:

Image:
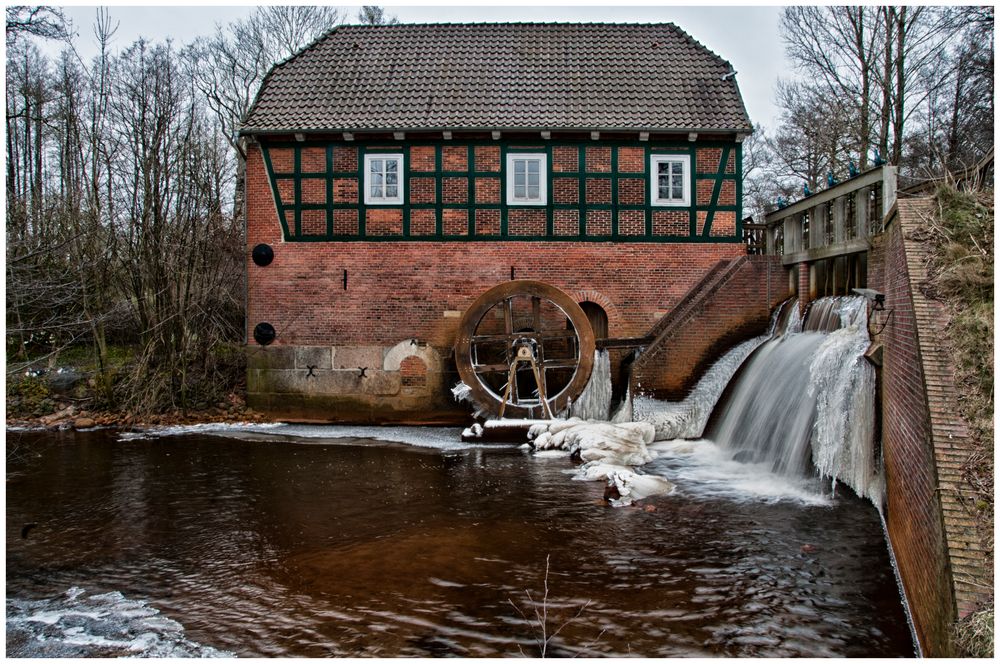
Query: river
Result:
<box><xmin>6</xmin><ymin>426</ymin><xmax>914</xmax><ymax>657</ymax></box>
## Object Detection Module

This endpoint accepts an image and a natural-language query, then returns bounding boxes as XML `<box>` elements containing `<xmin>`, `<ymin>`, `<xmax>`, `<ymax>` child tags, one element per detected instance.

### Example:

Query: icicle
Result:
<box><xmin>569</xmin><ymin>350</ymin><xmax>612</xmax><ymax>421</ymax></box>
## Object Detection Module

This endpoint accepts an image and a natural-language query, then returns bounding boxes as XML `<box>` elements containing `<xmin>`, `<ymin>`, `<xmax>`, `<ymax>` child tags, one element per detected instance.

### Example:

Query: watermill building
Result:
<box><xmin>240</xmin><ymin>22</ymin><xmax>758</xmax><ymax>422</ymax></box>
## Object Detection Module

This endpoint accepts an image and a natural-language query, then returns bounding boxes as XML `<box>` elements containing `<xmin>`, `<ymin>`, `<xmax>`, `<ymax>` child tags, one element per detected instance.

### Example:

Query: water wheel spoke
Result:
<box><xmin>534</xmin><ymin>331</ymin><xmax>579</xmax><ymax>341</ymax></box>
<box><xmin>540</xmin><ymin>360</ymin><xmax>580</xmax><ymax>370</ymax></box>
<box><xmin>472</xmin><ymin>363</ymin><xmax>516</xmax><ymax>373</ymax></box>
<box><xmin>454</xmin><ymin>280</ymin><xmax>596</xmax><ymax>418</ymax></box>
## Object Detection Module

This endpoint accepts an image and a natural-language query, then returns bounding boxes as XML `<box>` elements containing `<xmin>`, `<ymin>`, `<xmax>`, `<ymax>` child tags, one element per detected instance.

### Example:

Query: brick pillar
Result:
<box><xmin>798</xmin><ymin>262</ymin><xmax>811</xmax><ymax>313</ymax></box>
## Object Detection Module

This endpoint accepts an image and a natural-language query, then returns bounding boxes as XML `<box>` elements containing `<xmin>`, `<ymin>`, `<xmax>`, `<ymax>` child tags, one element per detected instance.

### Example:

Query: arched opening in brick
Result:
<box><xmin>400</xmin><ymin>355</ymin><xmax>428</xmax><ymax>388</ymax></box>
<box><xmin>576</xmin><ymin>301</ymin><xmax>608</xmax><ymax>339</ymax></box>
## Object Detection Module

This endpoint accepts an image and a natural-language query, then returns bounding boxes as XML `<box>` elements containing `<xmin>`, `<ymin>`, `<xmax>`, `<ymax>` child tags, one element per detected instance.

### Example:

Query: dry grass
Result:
<box><xmin>917</xmin><ymin>183</ymin><xmax>994</xmax><ymax>656</ymax></box>
<box><xmin>953</xmin><ymin>604</ymin><xmax>994</xmax><ymax>658</ymax></box>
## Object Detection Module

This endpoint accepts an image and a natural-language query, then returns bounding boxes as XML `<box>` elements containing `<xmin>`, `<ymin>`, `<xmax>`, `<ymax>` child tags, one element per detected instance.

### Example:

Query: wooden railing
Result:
<box><xmin>754</xmin><ymin>165</ymin><xmax>897</xmax><ymax>265</ymax></box>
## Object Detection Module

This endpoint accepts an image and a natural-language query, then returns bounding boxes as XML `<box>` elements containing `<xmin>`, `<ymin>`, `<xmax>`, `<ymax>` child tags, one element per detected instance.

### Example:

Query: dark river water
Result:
<box><xmin>6</xmin><ymin>426</ymin><xmax>915</xmax><ymax>657</ymax></box>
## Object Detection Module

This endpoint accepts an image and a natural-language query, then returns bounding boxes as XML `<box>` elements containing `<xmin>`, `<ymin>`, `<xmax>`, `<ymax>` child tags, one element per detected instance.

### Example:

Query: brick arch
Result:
<box><xmin>570</xmin><ymin>289</ymin><xmax>620</xmax><ymax>336</ymax></box>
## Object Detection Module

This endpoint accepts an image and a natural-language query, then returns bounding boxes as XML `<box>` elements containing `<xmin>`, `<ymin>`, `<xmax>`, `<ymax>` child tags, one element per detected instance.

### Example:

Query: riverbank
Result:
<box><xmin>6</xmin><ymin>394</ymin><xmax>270</xmax><ymax>431</ymax></box>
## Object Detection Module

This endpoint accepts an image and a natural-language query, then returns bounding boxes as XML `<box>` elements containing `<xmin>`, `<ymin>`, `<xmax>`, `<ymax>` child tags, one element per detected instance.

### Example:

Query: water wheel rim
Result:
<box><xmin>454</xmin><ymin>280</ymin><xmax>595</xmax><ymax>418</ymax></box>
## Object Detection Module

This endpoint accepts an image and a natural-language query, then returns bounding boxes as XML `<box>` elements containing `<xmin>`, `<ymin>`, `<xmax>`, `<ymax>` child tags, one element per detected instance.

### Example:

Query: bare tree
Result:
<box><xmin>780</xmin><ymin>6</ymin><xmax>968</xmax><ymax>175</ymax></box>
<box><xmin>6</xmin><ymin>5</ymin><xmax>69</xmax><ymax>46</ymax></box>
<box><xmin>358</xmin><ymin>6</ymin><xmax>399</xmax><ymax>26</ymax></box>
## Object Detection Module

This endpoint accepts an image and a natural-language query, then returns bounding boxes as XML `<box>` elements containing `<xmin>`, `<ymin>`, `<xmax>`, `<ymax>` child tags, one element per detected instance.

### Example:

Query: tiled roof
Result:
<box><xmin>241</xmin><ymin>23</ymin><xmax>752</xmax><ymax>134</ymax></box>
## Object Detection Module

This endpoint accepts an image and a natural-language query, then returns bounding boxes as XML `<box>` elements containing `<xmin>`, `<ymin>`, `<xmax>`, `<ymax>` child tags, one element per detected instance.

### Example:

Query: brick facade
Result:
<box><xmin>245</xmin><ymin>139</ymin><xmax>746</xmax><ymax>422</ymax></box>
<box><xmin>246</xmin><ymin>133</ymin><xmax>749</xmax><ymax>423</ymax></box>
<box><xmin>255</xmin><ymin>138</ymin><xmax>742</xmax><ymax>242</ymax></box>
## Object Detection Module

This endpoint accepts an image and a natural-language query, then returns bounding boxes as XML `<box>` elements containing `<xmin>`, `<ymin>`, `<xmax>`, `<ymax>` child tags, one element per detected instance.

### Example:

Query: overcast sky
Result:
<box><xmin>45</xmin><ymin>3</ymin><xmax>788</xmax><ymax>129</ymax></box>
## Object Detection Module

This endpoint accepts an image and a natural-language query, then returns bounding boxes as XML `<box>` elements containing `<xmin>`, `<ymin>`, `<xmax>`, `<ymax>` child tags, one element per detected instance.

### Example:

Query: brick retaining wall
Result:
<box><xmin>868</xmin><ymin>197</ymin><xmax>990</xmax><ymax>656</ymax></box>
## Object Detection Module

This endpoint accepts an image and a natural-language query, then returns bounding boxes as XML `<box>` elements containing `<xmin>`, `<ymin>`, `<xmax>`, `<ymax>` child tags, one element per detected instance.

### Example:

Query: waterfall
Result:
<box><xmin>632</xmin><ymin>299</ymin><xmax>797</xmax><ymax>440</ymax></box>
<box><xmin>706</xmin><ymin>296</ymin><xmax>883</xmax><ymax>506</ymax></box>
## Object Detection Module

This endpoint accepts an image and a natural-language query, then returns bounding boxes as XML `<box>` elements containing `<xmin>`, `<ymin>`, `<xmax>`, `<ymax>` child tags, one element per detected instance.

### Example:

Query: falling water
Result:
<box><xmin>706</xmin><ymin>296</ymin><xmax>883</xmax><ymax>506</ymax></box>
<box><xmin>633</xmin><ymin>299</ymin><xmax>798</xmax><ymax>440</ymax></box>
<box><xmin>568</xmin><ymin>350</ymin><xmax>612</xmax><ymax>421</ymax></box>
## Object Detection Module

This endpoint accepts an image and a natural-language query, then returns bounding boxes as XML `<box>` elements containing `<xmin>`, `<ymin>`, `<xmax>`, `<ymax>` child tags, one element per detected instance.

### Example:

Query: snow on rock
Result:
<box><xmin>525</xmin><ymin>417</ymin><xmax>672</xmax><ymax>506</ymax></box>
<box><xmin>606</xmin><ymin>471</ymin><xmax>676</xmax><ymax>507</ymax></box>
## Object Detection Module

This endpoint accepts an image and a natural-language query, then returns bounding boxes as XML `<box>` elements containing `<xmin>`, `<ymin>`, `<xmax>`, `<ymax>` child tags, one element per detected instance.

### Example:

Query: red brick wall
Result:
<box><xmin>869</xmin><ymin>216</ymin><xmax>954</xmax><ymax>656</ymax></box>
<box><xmin>247</xmin><ymin>144</ymin><xmax>745</xmax><ymax>348</ymax></box>
<box><xmin>867</xmin><ymin>199</ymin><xmax>990</xmax><ymax>656</ymax></box>
<box><xmin>630</xmin><ymin>255</ymin><xmax>789</xmax><ymax>399</ymax></box>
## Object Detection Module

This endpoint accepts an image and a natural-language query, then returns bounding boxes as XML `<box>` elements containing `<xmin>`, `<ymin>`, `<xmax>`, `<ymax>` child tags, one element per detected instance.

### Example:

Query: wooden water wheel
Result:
<box><xmin>454</xmin><ymin>280</ymin><xmax>595</xmax><ymax>419</ymax></box>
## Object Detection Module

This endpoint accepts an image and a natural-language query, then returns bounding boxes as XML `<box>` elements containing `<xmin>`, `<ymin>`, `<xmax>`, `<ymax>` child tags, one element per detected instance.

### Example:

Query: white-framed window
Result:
<box><xmin>650</xmin><ymin>154</ymin><xmax>691</xmax><ymax>207</ymax></box>
<box><xmin>364</xmin><ymin>153</ymin><xmax>404</xmax><ymax>205</ymax></box>
<box><xmin>506</xmin><ymin>153</ymin><xmax>547</xmax><ymax>205</ymax></box>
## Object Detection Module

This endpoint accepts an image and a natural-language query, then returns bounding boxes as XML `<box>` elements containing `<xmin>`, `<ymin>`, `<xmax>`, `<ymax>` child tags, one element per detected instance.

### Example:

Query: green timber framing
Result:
<box><xmin>259</xmin><ymin>138</ymin><xmax>742</xmax><ymax>243</ymax></box>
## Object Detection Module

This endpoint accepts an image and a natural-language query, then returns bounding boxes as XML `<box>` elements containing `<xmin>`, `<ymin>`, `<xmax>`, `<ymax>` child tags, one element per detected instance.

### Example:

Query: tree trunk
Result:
<box><xmin>892</xmin><ymin>7</ymin><xmax>906</xmax><ymax>166</ymax></box>
<box><xmin>853</xmin><ymin>7</ymin><xmax>871</xmax><ymax>170</ymax></box>
<box><xmin>946</xmin><ymin>49</ymin><xmax>966</xmax><ymax>171</ymax></box>
<box><xmin>878</xmin><ymin>7</ymin><xmax>894</xmax><ymax>164</ymax></box>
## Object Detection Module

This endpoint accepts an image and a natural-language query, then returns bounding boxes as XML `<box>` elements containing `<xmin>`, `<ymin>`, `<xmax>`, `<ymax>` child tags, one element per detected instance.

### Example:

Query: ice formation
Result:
<box><xmin>6</xmin><ymin>587</ymin><xmax>231</xmax><ymax>657</ymax></box>
<box><xmin>632</xmin><ymin>335</ymin><xmax>768</xmax><ymax>440</ymax></box>
<box><xmin>631</xmin><ymin>299</ymin><xmax>798</xmax><ymax>441</ymax></box>
<box><xmin>568</xmin><ymin>350</ymin><xmax>612</xmax><ymax>421</ymax></box>
<box><xmin>526</xmin><ymin>417</ymin><xmax>673</xmax><ymax>506</ymax></box>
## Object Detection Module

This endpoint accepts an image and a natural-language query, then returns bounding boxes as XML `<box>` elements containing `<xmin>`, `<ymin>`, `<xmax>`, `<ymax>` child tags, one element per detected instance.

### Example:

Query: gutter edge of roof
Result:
<box><xmin>238</xmin><ymin>125</ymin><xmax>753</xmax><ymax>138</ymax></box>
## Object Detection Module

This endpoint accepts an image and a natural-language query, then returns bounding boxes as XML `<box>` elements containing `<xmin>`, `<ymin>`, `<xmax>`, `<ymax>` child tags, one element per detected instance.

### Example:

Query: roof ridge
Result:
<box><xmin>663</xmin><ymin>22</ymin><xmax>731</xmax><ymax>69</ymax></box>
<box><xmin>336</xmin><ymin>21</ymin><xmax>681</xmax><ymax>27</ymax></box>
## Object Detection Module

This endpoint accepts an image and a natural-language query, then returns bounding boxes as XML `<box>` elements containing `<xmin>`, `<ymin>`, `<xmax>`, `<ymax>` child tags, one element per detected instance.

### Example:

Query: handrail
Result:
<box><xmin>752</xmin><ymin>165</ymin><xmax>898</xmax><ymax>265</ymax></box>
<box><xmin>764</xmin><ymin>165</ymin><xmax>896</xmax><ymax>227</ymax></box>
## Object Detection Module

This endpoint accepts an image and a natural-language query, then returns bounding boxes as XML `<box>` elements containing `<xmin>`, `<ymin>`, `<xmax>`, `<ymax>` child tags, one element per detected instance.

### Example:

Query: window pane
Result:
<box><xmin>515</xmin><ymin>184</ymin><xmax>526</xmax><ymax>198</ymax></box>
<box><xmin>527</xmin><ymin>185</ymin><xmax>539</xmax><ymax>199</ymax></box>
<box><xmin>658</xmin><ymin>162</ymin><xmax>670</xmax><ymax>176</ymax></box>
<box><xmin>386</xmin><ymin>159</ymin><xmax>397</xmax><ymax>173</ymax></box>
<box><xmin>527</xmin><ymin>160</ymin><xmax>539</xmax><ymax>175</ymax></box>
<box><xmin>515</xmin><ymin>160</ymin><xmax>526</xmax><ymax>176</ymax></box>
<box><xmin>385</xmin><ymin>185</ymin><xmax>397</xmax><ymax>198</ymax></box>
<box><xmin>372</xmin><ymin>172</ymin><xmax>383</xmax><ymax>187</ymax></box>
<box><xmin>527</xmin><ymin>171</ymin><xmax>539</xmax><ymax>187</ymax></box>
<box><xmin>371</xmin><ymin>184</ymin><xmax>383</xmax><ymax>197</ymax></box>
<box><xmin>371</xmin><ymin>159</ymin><xmax>383</xmax><ymax>174</ymax></box>
<box><xmin>385</xmin><ymin>171</ymin><xmax>397</xmax><ymax>186</ymax></box>
<box><xmin>671</xmin><ymin>162</ymin><xmax>683</xmax><ymax>177</ymax></box>
<box><xmin>672</xmin><ymin>184</ymin><xmax>682</xmax><ymax>199</ymax></box>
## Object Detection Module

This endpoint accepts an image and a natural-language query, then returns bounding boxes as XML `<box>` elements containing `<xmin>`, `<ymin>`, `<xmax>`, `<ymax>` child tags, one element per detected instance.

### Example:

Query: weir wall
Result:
<box><xmin>630</xmin><ymin>254</ymin><xmax>788</xmax><ymax>400</ymax></box>
<box><xmin>868</xmin><ymin>197</ymin><xmax>990</xmax><ymax>656</ymax></box>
